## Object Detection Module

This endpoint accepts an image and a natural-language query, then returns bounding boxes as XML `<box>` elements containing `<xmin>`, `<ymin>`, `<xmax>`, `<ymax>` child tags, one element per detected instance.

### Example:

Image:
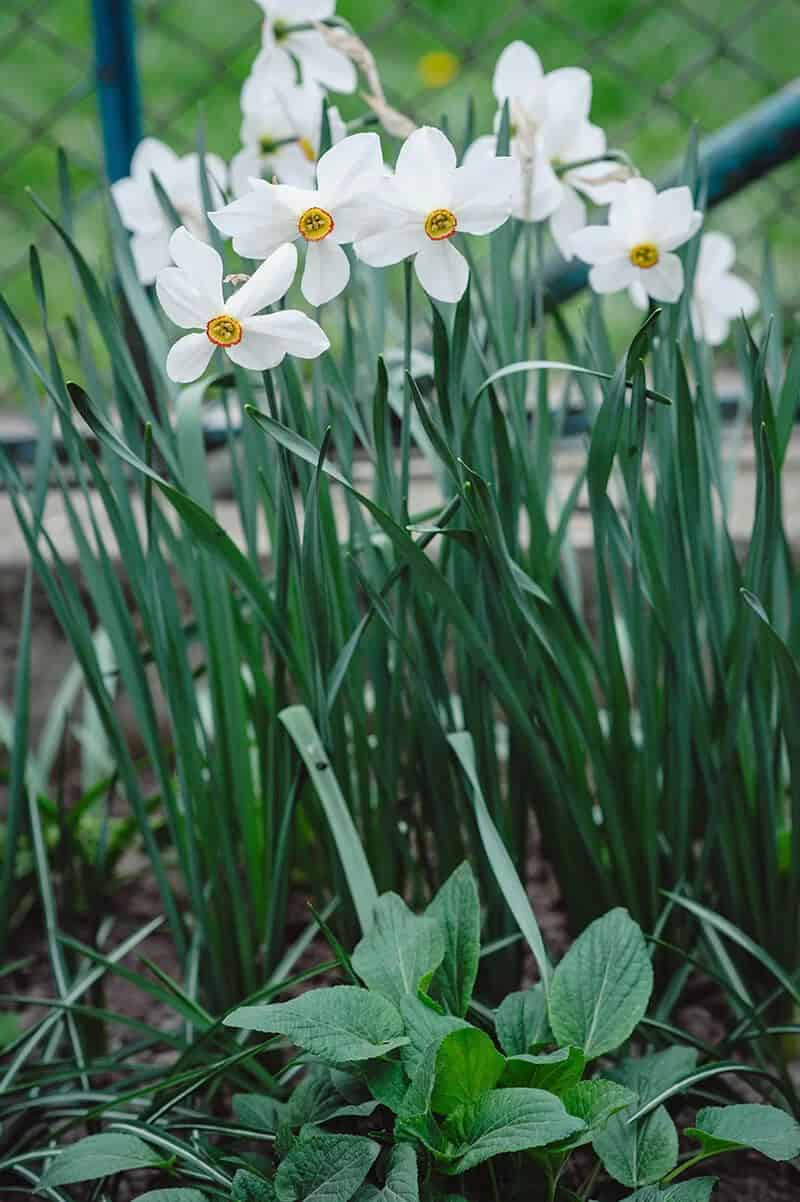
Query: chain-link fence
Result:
<box><xmin>1</xmin><ymin>0</ymin><xmax>799</xmax><ymax>405</ymax></box>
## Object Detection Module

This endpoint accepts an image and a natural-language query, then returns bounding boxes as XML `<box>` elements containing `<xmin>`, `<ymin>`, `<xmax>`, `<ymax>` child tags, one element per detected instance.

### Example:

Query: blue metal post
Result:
<box><xmin>546</xmin><ymin>80</ymin><xmax>800</xmax><ymax>307</ymax></box>
<box><xmin>91</xmin><ymin>0</ymin><xmax>143</xmax><ymax>182</ymax></box>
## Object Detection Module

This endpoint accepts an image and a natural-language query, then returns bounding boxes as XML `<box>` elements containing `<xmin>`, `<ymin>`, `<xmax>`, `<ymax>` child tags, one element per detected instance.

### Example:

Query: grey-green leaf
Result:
<box><xmin>234</xmin><ymin>1092</ymin><xmax>286</xmax><ymax>1132</ymax></box>
<box><xmin>399</xmin><ymin>995</ymin><xmax>468</xmax><ymax>1079</ymax></box>
<box><xmin>353</xmin><ymin>1143</ymin><xmax>419</xmax><ymax>1202</ymax></box>
<box><xmin>593</xmin><ymin>1104</ymin><xmax>678</xmax><ymax>1188</ymax></box>
<box><xmin>275</xmin><ymin>1131</ymin><xmax>380</xmax><ymax>1202</ymax></box>
<box><xmin>225</xmin><ymin>986</ymin><xmax>409</xmax><ymax>1063</ymax></box>
<box><xmin>41</xmin><ymin>1133</ymin><xmax>163</xmax><ymax>1186</ymax></box>
<box><xmin>548</xmin><ymin>909</ymin><xmax>653</xmax><ymax>1058</ymax></box>
<box><xmin>500</xmin><ymin>1046</ymin><xmax>585</xmax><ymax>1094</ymax></box>
<box><xmin>494</xmin><ymin>985</ymin><xmax>552</xmax><ymax>1055</ymax></box>
<box><xmin>352</xmin><ymin>893</ymin><xmax>445</xmax><ymax>1006</ymax></box>
<box><xmin>558</xmin><ymin>1079</ymin><xmax>637</xmax><ymax>1149</ymax></box>
<box><xmin>623</xmin><ymin>1180</ymin><xmax>718</xmax><ymax>1202</ymax></box>
<box><xmin>431</xmin><ymin>1027</ymin><xmax>506</xmax><ymax>1114</ymax></box>
<box><xmin>686</xmin><ymin>1104</ymin><xmax>800</xmax><ymax>1162</ymax></box>
<box><xmin>426</xmin><ymin>863</ymin><xmax>481</xmax><ymax>1017</ymax></box>
<box><xmin>134</xmin><ymin>1192</ymin><xmax>209</xmax><ymax>1202</ymax></box>
<box><xmin>232</xmin><ymin>1173</ymin><xmax>277</xmax><ymax>1202</ymax></box>
<box><xmin>444</xmin><ymin>1088</ymin><xmax>585</xmax><ymax>1173</ymax></box>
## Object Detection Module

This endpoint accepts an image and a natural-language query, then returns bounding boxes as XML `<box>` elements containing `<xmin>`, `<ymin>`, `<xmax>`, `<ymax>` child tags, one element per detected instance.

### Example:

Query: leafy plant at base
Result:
<box><xmin>30</xmin><ymin>865</ymin><xmax>800</xmax><ymax>1201</ymax></box>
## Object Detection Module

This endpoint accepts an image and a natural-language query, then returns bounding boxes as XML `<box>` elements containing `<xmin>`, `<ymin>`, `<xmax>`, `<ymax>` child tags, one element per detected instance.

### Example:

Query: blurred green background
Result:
<box><xmin>0</xmin><ymin>0</ymin><xmax>797</xmax><ymax>405</ymax></box>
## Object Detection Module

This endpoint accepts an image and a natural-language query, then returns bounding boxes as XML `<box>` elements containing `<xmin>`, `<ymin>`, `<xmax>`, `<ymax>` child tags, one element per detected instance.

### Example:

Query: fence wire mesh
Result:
<box><xmin>0</xmin><ymin>0</ymin><xmax>798</xmax><ymax>404</ymax></box>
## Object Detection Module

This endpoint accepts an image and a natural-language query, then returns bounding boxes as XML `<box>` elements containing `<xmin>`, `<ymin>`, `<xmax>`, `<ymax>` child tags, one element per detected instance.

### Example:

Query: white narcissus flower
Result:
<box><xmin>155</xmin><ymin>228</ymin><xmax>329</xmax><ymax>383</ymax></box>
<box><xmin>570</xmin><ymin>177</ymin><xmax>703</xmax><ymax>303</ymax></box>
<box><xmin>210</xmin><ymin>133</ymin><xmax>384</xmax><ymax>307</ymax></box>
<box><xmin>252</xmin><ymin>0</ymin><xmax>356</xmax><ymax>94</ymax></box>
<box><xmin>354</xmin><ymin>126</ymin><xmax>518</xmax><ymax>304</ymax></box>
<box><xmin>471</xmin><ymin>40</ymin><xmax>618</xmax><ymax>256</ymax></box>
<box><xmin>111</xmin><ymin>138</ymin><xmax>227</xmax><ymax>285</ymax></box>
<box><xmin>233</xmin><ymin>74</ymin><xmax>345</xmax><ymax>195</ymax></box>
<box><xmin>690</xmin><ymin>231</ymin><xmax>759</xmax><ymax>345</ymax></box>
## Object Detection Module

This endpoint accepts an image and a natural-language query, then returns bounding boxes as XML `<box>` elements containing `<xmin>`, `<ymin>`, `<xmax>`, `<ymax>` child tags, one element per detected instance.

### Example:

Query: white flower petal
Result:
<box><xmin>244</xmin><ymin>310</ymin><xmax>330</xmax><ymax>359</ymax></box>
<box><xmin>226</xmin><ymin>328</ymin><xmax>287</xmax><ymax>371</ymax></box>
<box><xmin>209</xmin><ymin>183</ymin><xmax>304</xmax><ymax>258</ymax></box>
<box><xmin>316</xmin><ymin>132</ymin><xmax>384</xmax><ymax>202</ymax></box>
<box><xmin>130</xmin><ymin>230</ymin><xmax>171</xmax><ymax>285</ymax></box>
<box><xmin>168</xmin><ymin>227</ymin><xmax>224</xmax><ymax>309</ymax></box>
<box><xmin>517</xmin><ymin>153</ymin><xmax>563</xmax><ymax>222</ymax></box>
<box><xmin>263</xmin><ymin>0</ymin><xmax>335</xmax><ymax>21</ymax></box>
<box><xmin>227</xmin><ymin>243</ymin><xmax>299</xmax><ymax>318</ymax></box>
<box><xmin>629</xmin><ymin>280</ymin><xmax>649</xmax><ymax>311</ymax></box>
<box><xmin>131</xmin><ymin>137</ymin><xmax>180</xmax><ymax>183</ymax></box>
<box><xmin>301</xmin><ymin>239</ymin><xmax>350</xmax><ymax>306</ymax></box>
<box><xmin>541</xmin><ymin>68</ymin><xmax>592</xmax><ymax>157</ymax></box>
<box><xmin>696</xmin><ymin>230</ymin><xmax>735</xmax><ymax>280</ymax></box>
<box><xmin>710</xmin><ymin>272</ymin><xmax>759</xmax><ymax>320</ymax></box>
<box><xmin>288</xmin><ymin>29</ymin><xmax>357</xmax><ymax>93</ymax></box>
<box><xmin>560</xmin><ymin>118</ymin><xmax>606</xmax><ymax>164</ymax></box>
<box><xmin>493</xmin><ymin>41</ymin><xmax>544</xmax><ymax>110</ymax></box>
<box><xmin>451</xmin><ymin>154</ymin><xmax>517</xmax><ymax>234</ymax></box>
<box><xmin>570</xmin><ymin>224</ymin><xmax>626</xmax><ymax>265</ymax></box>
<box><xmin>588</xmin><ymin>257</ymin><xmax>637</xmax><ymax>294</ymax></box>
<box><xmin>549</xmin><ymin>185</ymin><xmax>587</xmax><ymax>259</ymax></box>
<box><xmin>414</xmin><ymin>240</ymin><xmax>469</xmax><ymax>304</ymax></box>
<box><xmin>355</xmin><ymin>221</ymin><xmax>426</xmax><ymax>268</ymax></box>
<box><xmin>156</xmin><ymin>266</ymin><xmax>214</xmax><ymax>328</ymax></box>
<box><xmin>642</xmin><ymin>252</ymin><xmax>684</xmax><ymax>302</ymax></box>
<box><xmin>609</xmin><ymin>177</ymin><xmax>658</xmax><ymax>245</ymax></box>
<box><xmin>111</xmin><ymin>177</ymin><xmax>162</xmax><ymax>234</ymax></box>
<box><xmin>653</xmin><ymin>185</ymin><xmax>701</xmax><ymax>251</ymax></box>
<box><xmin>273</xmin><ymin>143</ymin><xmax>318</xmax><ymax>189</ymax></box>
<box><xmin>395</xmin><ymin>126</ymin><xmax>457</xmax><ymax>210</ymax></box>
<box><xmin>231</xmin><ymin>147</ymin><xmax>267</xmax><ymax>198</ymax></box>
<box><xmin>166</xmin><ymin>332</ymin><xmax>215</xmax><ymax>383</ymax></box>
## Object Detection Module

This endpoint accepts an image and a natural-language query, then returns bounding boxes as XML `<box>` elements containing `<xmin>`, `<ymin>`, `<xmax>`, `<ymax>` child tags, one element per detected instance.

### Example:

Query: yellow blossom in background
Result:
<box><xmin>417</xmin><ymin>50</ymin><xmax>460</xmax><ymax>89</ymax></box>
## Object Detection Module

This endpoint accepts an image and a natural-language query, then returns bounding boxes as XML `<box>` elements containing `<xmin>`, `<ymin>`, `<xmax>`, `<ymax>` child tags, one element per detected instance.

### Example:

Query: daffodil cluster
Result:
<box><xmin>109</xmin><ymin>0</ymin><xmax>758</xmax><ymax>383</ymax></box>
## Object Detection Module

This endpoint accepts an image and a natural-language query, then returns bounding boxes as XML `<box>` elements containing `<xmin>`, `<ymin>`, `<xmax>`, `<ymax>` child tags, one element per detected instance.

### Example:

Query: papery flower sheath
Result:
<box><xmin>156</xmin><ymin>228</ymin><xmax>329</xmax><ymax>382</ymax></box>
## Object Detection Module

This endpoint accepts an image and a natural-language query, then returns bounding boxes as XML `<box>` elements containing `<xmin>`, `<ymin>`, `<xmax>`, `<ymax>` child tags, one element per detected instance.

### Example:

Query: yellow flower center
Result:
<box><xmin>298</xmin><ymin>206</ymin><xmax>334</xmax><ymax>241</ymax></box>
<box><xmin>206</xmin><ymin>314</ymin><xmax>243</xmax><ymax>347</ymax></box>
<box><xmin>424</xmin><ymin>208</ymin><xmax>458</xmax><ymax>241</ymax></box>
<box><xmin>630</xmin><ymin>242</ymin><xmax>660</xmax><ymax>269</ymax></box>
<box><xmin>298</xmin><ymin>137</ymin><xmax>316</xmax><ymax>162</ymax></box>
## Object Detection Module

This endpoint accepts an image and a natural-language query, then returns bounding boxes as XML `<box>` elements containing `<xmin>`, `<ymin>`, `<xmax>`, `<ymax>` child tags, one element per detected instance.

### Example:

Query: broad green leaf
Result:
<box><xmin>558</xmin><ymin>1079</ymin><xmax>637</xmax><ymax>1149</ymax></box>
<box><xmin>233</xmin><ymin>1173</ymin><xmax>276</xmax><ymax>1202</ymax></box>
<box><xmin>352</xmin><ymin>893</ymin><xmax>445</xmax><ymax>1007</ymax></box>
<box><xmin>363</xmin><ymin>1059</ymin><xmax>408</xmax><ymax>1112</ymax></box>
<box><xmin>41</xmin><ymin>1133</ymin><xmax>162</xmax><ymax>1186</ymax></box>
<box><xmin>284</xmin><ymin>1067</ymin><xmax>378</xmax><ymax>1129</ymax></box>
<box><xmin>623</xmin><ymin>1181</ymin><xmax>717</xmax><ymax>1202</ymax></box>
<box><xmin>494</xmin><ymin>985</ymin><xmax>552</xmax><ymax>1054</ymax></box>
<box><xmin>353</xmin><ymin>1143</ymin><xmax>419</xmax><ymax>1202</ymax></box>
<box><xmin>612</xmin><ymin>1047</ymin><xmax>699</xmax><ymax>1101</ymax></box>
<box><xmin>396</xmin><ymin>1059</ymin><xmax>457</xmax><ymax>1162</ymax></box>
<box><xmin>399</xmin><ymin>996</ymin><xmax>468</xmax><ymax>1078</ymax></box>
<box><xmin>275</xmin><ymin>1131</ymin><xmax>380</xmax><ymax>1202</ymax></box>
<box><xmin>426</xmin><ymin>863</ymin><xmax>481</xmax><ymax>1017</ymax></box>
<box><xmin>135</xmin><ymin>1192</ymin><xmax>209</xmax><ymax>1202</ymax></box>
<box><xmin>500</xmin><ymin>1046</ymin><xmax>585</xmax><ymax>1094</ymax></box>
<box><xmin>431</xmin><ymin>1027</ymin><xmax>505</xmax><ymax>1114</ymax></box>
<box><xmin>686</xmin><ymin>1104</ymin><xmax>800</xmax><ymax>1162</ymax></box>
<box><xmin>443</xmin><ymin>1088</ymin><xmax>585</xmax><ymax>1173</ymax></box>
<box><xmin>233</xmin><ymin>1093</ymin><xmax>286</xmax><ymax>1132</ymax></box>
<box><xmin>548</xmin><ymin>909</ymin><xmax>653</xmax><ymax>1058</ymax></box>
<box><xmin>593</xmin><ymin>1104</ymin><xmax>678</xmax><ymax>1188</ymax></box>
<box><xmin>225</xmin><ymin>986</ymin><xmax>409</xmax><ymax>1063</ymax></box>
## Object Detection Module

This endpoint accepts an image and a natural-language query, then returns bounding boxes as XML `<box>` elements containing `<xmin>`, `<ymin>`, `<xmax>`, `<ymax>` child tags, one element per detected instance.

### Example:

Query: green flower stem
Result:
<box><xmin>660</xmin><ymin>1150</ymin><xmax>716</xmax><ymax>1184</ymax></box>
